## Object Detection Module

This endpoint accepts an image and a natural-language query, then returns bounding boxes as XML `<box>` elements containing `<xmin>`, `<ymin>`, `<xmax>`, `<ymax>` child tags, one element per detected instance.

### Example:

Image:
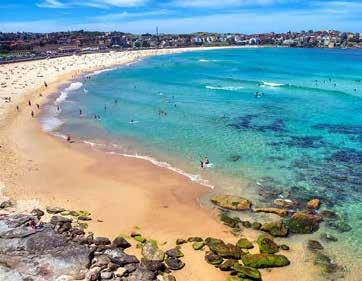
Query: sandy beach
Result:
<box><xmin>0</xmin><ymin>47</ymin><xmax>321</xmax><ymax>281</ymax></box>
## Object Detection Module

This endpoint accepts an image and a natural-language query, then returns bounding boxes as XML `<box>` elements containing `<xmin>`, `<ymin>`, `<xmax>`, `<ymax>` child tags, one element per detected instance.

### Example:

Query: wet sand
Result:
<box><xmin>0</xmin><ymin>50</ymin><xmax>320</xmax><ymax>281</ymax></box>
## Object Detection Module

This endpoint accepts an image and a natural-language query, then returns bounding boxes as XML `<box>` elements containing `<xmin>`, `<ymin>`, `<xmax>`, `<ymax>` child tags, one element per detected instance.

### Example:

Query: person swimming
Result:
<box><xmin>204</xmin><ymin>157</ymin><xmax>210</xmax><ymax>165</ymax></box>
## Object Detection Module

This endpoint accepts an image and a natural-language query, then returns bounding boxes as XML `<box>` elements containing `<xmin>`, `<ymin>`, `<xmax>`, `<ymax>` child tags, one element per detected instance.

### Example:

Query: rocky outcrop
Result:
<box><xmin>260</xmin><ymin>220</ymin><xmax>288</xmax><ymax>237</ymax></box>
<box><xmin>205</xmin><ymin>237</ymin><xmax>243</xmax><ymax>259</ymax></box>
<box><xmin>211</xmin><ymin>195</ymin><xmax>252</xmax><ymax>211</ymax></box>
<box><xmin>287</xmin><ymin>211</ymin><xmax>322</xmax><ymax>234</ymax></box>
<box><xmin>241</xmin><ymin>254</ymin><xmax>290</xmax><ymax>268</ymax></box>
<box><xmin>0</xmin><ymin>214</ymin><xmax>91</xmax><ymax>281</ymax></box>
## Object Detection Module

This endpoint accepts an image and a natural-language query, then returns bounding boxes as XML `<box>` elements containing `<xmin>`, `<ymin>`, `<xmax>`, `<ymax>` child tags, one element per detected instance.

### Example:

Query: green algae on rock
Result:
<box><xmin>260</xmin><ymin>220</ymin><xmax>288</xmax><ymax>237</ymax></box>
<box><xmin>205</xmin><ymin>237</ymin><xmax>243</xmax><ymax>259</ymax></box>
<box><xmin>232</xmin><ymin>263</ymin><xmax>261</xmax><ymax>280</ymax></box>
<box><xmin>219</xmin><ymin>212</ymin><xmax>241</xmax><ymax>228</ymax></box>
<box><xmin>142</xmin><ymin>241</ymin><xmax>165</xmax><ymax>261</ymax></box>
<box><xmin>205</xmin><ymin>252</ymin><xmax>224</xmax><ymax>265</ymax></box>
<box><xmin>236</xmin><ymin>238</ymin><xmax>254</xmax><ymax>249</ymax></box>
<box><xmin>211</xmin><ymin>195</ymin><xmax>252</xmax><ymax>211</ymax></box>
<box><xmin>287</xmin><ymin>211</ymin><xmax>321</xmax><ymax>234</ymax></box>
<box><xmin>192</xmin><ymin>241</ymin><xmax>205</xmax><ymax>250</ymax></box>
<box><xmin>217</xmin><ymin>259</ymin><xmax>237</xmax><ymax>271</ymax></box>
<box><xmin>241</xmin><ymin>253</ymin><xmax>290</xmax><ymax>268</ymax></box>
<box><xmin>256</xmin><ymin>235</ymin><xmax>279</xmax><ymax>254</ymax></box>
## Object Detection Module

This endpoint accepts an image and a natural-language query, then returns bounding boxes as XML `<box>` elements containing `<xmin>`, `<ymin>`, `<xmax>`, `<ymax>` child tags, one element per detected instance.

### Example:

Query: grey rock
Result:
<box><xmin>127</xmin><ymin>267</ymin><xmax>157</xmax><ymax>281</ymax></box>
<box><xmin>104</xmin><ymin>248</ymin><xmax>139</xmax><ymax>266</ymax></box>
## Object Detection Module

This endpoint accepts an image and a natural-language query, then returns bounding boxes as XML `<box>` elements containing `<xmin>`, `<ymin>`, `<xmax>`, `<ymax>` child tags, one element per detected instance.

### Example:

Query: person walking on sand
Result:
<box><xmin>36</xmin><ymin>104</ymin><xmax>40</xmax><ymax>110</ymax></box>
<box><xmin>44</xmin><ymin>81</ymin><xmax>48</xmax><ymax>88</ymax></box>
<box><xmin>16</xmin><ymin>105</ymin><xmax>20</xmax><ymax>112</ymax></box>
<box><xmin>28</xmin><ymin>100</ymin><xmax>32</xmax><ymax>106</ymax></box>
<box><xmin>31</xmin><ymin>111</ymin><xmax>34</xmax><ymax>118</ymax></box>
<box><xmin>67</xmin><ymin>135</ymin><xmax>71</xmax><ymax>142</ymax></box>
<box><xmin>200</xmin><ymin>160</ymin><xmax>204</xmax><ymax>169</ymax></box>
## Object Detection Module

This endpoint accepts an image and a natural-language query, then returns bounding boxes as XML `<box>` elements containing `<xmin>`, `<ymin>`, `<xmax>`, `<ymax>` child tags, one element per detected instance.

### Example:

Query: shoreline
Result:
<box><xmin>0</xmin><ymin>47</ymin><xmax>329</xmax><ymax>281</ymax></box>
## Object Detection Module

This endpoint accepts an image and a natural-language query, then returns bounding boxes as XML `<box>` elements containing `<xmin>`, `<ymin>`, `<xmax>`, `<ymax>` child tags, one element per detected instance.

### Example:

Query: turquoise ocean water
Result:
<box><xmin>43</xmin><ymin>48</ymin><xmax>362</xmax><ymax>276</ymax></box>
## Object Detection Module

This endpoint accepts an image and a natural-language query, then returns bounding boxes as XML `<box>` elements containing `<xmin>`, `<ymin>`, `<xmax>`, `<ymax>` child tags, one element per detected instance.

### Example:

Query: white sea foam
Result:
<box><xmin>199</xmin><ymin>59</ymin><xmax>219</xmax><ymax>63</ymax></box>
<box><xmin>112</xmin><ymin>152</ymin><xmax>215</xmax><ymax>189</ymax></box>
<box><xmin>41</xmin><ymin>116</ymin><xmax>64</xmax><ymax>132</ymax></box>
<box><xmin>261</xmin><ymin>81</ymin><xmax>285</xmax><ymax>87</ymax></box>
<box><xmin>206</xmin><ymin>85</ymin><xmax>244</xmax><ymax>91</ymax></box>
<box><xmin>55</xmin><ymin>82</ymin><xmax>83</xmax><ymax>104</ymax></box>
<box><xmin>69</xmin><ymin>138</ymin><xmax>214</xmax><ymax>190</ymax></box>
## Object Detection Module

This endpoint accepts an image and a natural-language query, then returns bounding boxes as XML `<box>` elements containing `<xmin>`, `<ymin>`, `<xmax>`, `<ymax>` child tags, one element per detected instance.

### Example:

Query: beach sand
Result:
<box><xmin>0</xmin><ymin>48</ymin><xmax>320</xmax><ymax>281</ymax></box>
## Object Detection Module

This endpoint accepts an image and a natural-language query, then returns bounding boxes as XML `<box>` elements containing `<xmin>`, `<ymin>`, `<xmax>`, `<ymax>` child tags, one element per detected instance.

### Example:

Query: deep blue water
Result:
<box><xmin>50</xmin><ymin>48</ymin><xmax>362</xmax><ymax>266</ymax></box>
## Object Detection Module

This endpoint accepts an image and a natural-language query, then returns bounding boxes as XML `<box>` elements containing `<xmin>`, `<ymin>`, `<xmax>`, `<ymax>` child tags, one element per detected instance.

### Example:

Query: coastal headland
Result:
<box><xmin>0</xmin><ymin>47</ymin><xmax>343</xmax><ymax>281</ymax></box>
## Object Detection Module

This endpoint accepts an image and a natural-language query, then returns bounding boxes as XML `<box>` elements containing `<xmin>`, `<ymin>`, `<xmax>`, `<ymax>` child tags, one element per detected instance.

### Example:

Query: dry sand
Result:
<box><xmin>0</xmin><ymin>48</ymin><xmax>320</xmax><ymax>281</ymax></box>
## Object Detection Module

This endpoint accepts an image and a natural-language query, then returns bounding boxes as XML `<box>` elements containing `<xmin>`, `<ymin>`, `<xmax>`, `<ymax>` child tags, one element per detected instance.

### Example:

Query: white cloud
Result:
<box><xmin>37</xmin><ymin>0</ymin><xmax>67</xmax><ymax>8</ymax></box>
<box><xmin>37</xmin><ymin>0</ymin><xmax>147</xmax><ymax>9</ymax></box>
<box><xmin>170</xmin><ymin>0</ymin><xmax>287</xmax><ymax>8</ymax></box>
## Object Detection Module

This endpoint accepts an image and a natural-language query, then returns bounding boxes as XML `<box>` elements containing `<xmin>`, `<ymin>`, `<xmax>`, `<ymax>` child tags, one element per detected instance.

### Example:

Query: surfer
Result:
<box><xmin>200</xmin><ymin>161</ymin><xmax>204</xmax><ymax>169</ymax></box>
<box><xmin>204</xmin><ymin>157</ymin><xmax>210</xmax><ymax>165</ymax></box>
<box><xmin>79</xmin><ymin>109</ymin><xmax>82</xmax><ymax>116</ymax></box>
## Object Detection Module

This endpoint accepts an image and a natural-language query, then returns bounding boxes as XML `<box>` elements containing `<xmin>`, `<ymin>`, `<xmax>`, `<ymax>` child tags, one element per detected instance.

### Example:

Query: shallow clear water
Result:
<box><xmin>50</xmin><ymin>48</ymin><xmax>362</xmax><ymax>274</ymax></box>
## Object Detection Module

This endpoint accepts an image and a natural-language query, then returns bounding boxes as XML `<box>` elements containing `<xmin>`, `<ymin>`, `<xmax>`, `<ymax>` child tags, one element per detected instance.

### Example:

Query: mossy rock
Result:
<box><xmin>280</xmin><ymin>244</ymin><xmax>290</xmax><ymax>250</ymax></box>
<box><xmin>211</xmin><ymin>195</ymin><xmax>252</xmax><ymax>211</ymax></box>
<box><xmin>241</xmin><ymin>253</ymin><xmax>290</xmax><ymax>268</ymax></box>
<box><xmin>166</xmin><ymin>247</ymin><xmax>184</xmax><ymax>258</ymax></box>
<box><xmin>142</xmin><ymin>241</ymin><xmax>165</xmax><ymax>261</ymax></box>
<box><xmin>205</xmin><ymin>237</ymin><xmax>242</xmax><ymax>259</ymax></box>
<box><xmin>205</xmin><ymin>252</ymin><xmax>223</xmax><ymax>265</ymax></box>
<box><xmin>192</xmin><ymin>241</ymin><xmax>205</xmax><ymax>250</ymax></box>
<box><xmin>217</xmin><ymin>259</ymin><xmax>237</xmax><ymax>271</ymax></box>
<box><xmin>251</xmin><ymin>222</ymin><xmax>262</xmax><ymax>230</ymax></box>
<box><xmin>219</xmin><ymin>212</ymin><xmax>241</xmax><ymax>228</ymax></box>
<box><xmin>236</xmin><ymin>238</ymin><xmax>253</xmax><ymax>249</ymax></box>
<box><xmin>307</xmin><ymin>240</ymin><xmax>323</xmax><ymax>251</ymax></box>
<box><xmin>260</xmin><ymin>220</ymin><xmax>288</xmax><ymax>237</ymax></box>
<box><xmin>287</xmin><ymin>211</ymin><xmax>321</xmax><ymax>234</ymax></box>
<box><xmin>241</xmin><ymin>221</ymin><xmax>252</xmax><ymax>228</ymax></box>
<box><xmin>165</xmin><ymin>257</ymin><xmax>185</xmax><ymax>270</ymax></box>
<box><xmin>256</xmin><ymin>235</ymin><xmax>279</xmax><ymax>254</ymax></box>
<box><xmin>233</xmin><ymin>263</ymin><xmax>261</xmax><ymax>280</ymax></box>
<box><xmin>134</xmin><ymin>235</ymin><xmax>146</xmax><ymax>243</ymax></box>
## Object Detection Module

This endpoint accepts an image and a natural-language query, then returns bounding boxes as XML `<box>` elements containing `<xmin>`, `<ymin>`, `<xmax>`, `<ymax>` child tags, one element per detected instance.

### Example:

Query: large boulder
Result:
<box><xmin>0</xmin><ymin>214</ymin><xmax>91</xmax><ymax>281</ymax></box>
<box><xmin>211</xmin><ymin>195</ymin><xmax>252</xmax><ymax>211</ymax></box>
<box><xmin>205</xmin><ymin>252</ymin><xmax>223</xmax><ymax>265</ymax></box>
<box><xmin>256</xmin><ymin>235</ymin><xmax>279</xmax><ymax>254</ymax></box>
<box><xmin>205</xmin><ymin>237</ymin><xmax>242</xmax><ymax>259</ymax></box>
<box><xmin>241</xmin><ymin>253</ymin><xmax>290</xmax><ymax>268</ymax></box>
<box><xmin>260</xmin><ymin>221</ymin><xmax>288</xmax><ymax>237</ymax></box>
<box><xmin>287</xmin><ymin>211</ymin><xmax>322</xmax><ymax>234</ymax></box>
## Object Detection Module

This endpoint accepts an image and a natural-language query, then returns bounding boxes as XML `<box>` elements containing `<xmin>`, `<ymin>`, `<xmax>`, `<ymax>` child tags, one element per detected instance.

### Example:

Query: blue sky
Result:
<box><xmin>1</xmin><ymin>0</ymin><xmax>361</xmax><ymax>34</ymax></box>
